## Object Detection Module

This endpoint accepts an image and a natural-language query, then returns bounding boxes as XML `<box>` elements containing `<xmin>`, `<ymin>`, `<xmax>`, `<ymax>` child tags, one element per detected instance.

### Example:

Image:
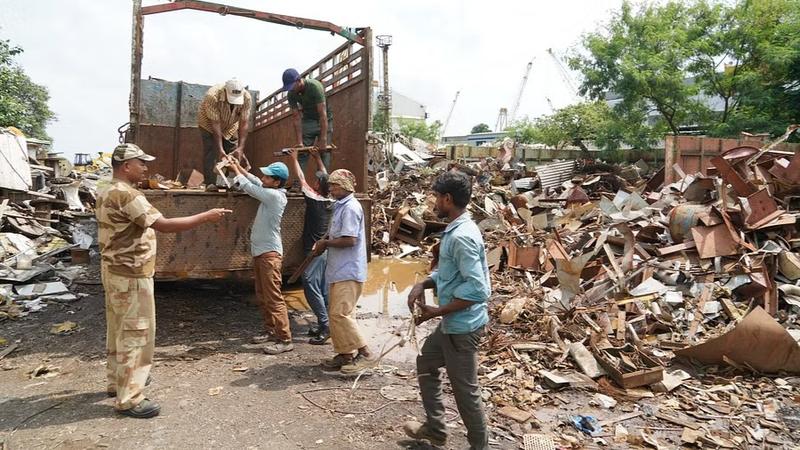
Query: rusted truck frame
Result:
<box><xmin>126</xmin><ymin>0</ymin><xmax>373</xmax><ymax>279</ymax></box>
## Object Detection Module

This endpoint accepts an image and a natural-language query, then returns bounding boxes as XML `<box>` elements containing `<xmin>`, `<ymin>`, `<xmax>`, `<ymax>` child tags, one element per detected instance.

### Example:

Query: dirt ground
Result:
<box><xmin>7</xmin><ymin>259</ymin><xmax>790</xmax><ymax>449</ymax></box>
<box><xmin>0</xmin><ymin>264</ymin><xmax>521</xmax><ymax>450</ymax></box>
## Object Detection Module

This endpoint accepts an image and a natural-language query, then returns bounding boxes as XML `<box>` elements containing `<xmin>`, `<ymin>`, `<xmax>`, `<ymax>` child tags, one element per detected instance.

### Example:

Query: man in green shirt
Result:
<box><xmin>282</xmin><ymin>68</ymin><xmax>333</xmax><ymax>170</ymax></box>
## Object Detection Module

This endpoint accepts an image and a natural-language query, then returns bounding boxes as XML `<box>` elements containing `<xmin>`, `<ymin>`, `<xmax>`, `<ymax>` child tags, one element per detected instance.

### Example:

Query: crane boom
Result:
<box><xmin>509</xmin><ymin>60</ymin><xmax>533</xmax><ymax>122</ymax></box>
<box><xmin>440</xmin><ymin>90</ymin><xmax>460</xmax><ymax>140</ymax></box>
<box><xmin>547</xmin><ymin>48</ymin><xmax>580</xmax><ymax>100</ymax></box>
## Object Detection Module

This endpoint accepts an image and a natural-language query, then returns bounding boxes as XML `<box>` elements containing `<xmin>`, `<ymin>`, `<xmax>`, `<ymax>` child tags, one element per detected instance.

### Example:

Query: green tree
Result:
<box><xmin>0</xmin><ymin>38</ymin><xmax>55</xmax><ymax>139</ymax></box>
<box><xmin>399</xmin><ymin>119</ymin><xmax>442</xmax><ymax>144</ymax></box>
<box><xmin>570</xmin><ymin>0</ymin><xmax>800</xmax><ymax>138</ymax></box>
<box><xmin>470</xmin><ymin>123</ymin><xmax>491</xmax><ymax>133</ymax></box>
<box><xmin>570</xmin><ymin>1</ymin><xmax>707</xmax><ymax>136</ymax></box>
<box><xmin>506</xmin><ymin>101</ymin><xmax>658</xmax><ymax>153</ymax></box>
<box><xmin>372</xmin><ymin>109</ymin><xmax>389</xmax><ymax>132</ymax></box>
<box><xmin>701</xmin><ymin>0</ymin><xmax>800</xmax><ymax>136</ymax></box>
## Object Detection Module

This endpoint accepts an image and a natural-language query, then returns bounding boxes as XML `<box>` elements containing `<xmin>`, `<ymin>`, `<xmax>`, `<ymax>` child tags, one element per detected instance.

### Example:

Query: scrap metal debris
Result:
<box><xmin>370</xmin><ymin>126</ymin><xmax>800</xmax><ymax>447</ymax></box>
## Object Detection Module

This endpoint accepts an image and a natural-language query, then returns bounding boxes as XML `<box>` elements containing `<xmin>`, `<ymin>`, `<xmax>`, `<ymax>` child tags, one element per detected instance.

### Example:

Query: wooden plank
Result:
<box><xmin>656</xmin><ymin>411</ymin><xmax>699</xmax><ymax>430</ymax></box>
<box><xmin>720</xmin><ymin>297</ymin><xmax>742</xmax><ymax>321</ymax></box>
<box><xmin>688</xmin><ymin>284</ymin><xmax>712</xmax><ymax>341</ymax></box>
<box><xmin>604</xmin><ymin>243</ymin><xmax>625</xmax><ymax>285</ymax></box>
<box><xmin>657</xmin><ymin>241</ymin><xmax>697</xmax><ymax>256</ymax></box>
<box><xmin>598</xmin><ymin>411</ymin><xmax>645</xmax><ymax>428</ymax></box>
<box><xmin>616</xmin><ymin>310</ymin><xmax>626</xmax><ymax>341</ymax></box>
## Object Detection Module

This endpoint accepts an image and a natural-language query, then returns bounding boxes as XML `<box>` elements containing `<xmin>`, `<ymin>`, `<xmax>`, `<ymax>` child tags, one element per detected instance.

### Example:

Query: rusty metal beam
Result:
<box><xmin>141</xmin><ymin>0</ymin><xmax>365</xmax><ymax>46</ymax></box>
<box><xmin>128</xmin><ymin>0</ymin><xmax>144</xmax><ymax>143</ymax></box>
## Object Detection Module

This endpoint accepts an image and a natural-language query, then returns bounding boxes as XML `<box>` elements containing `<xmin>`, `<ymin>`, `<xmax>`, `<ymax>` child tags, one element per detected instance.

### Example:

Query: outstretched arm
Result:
<box><xmin>287</xmin><ymin>148</ymin><xmax>306</xmax><ymax>186</ymax></box>
<box><xmin>152</xmin><ymin>208</ymin><xmax>230</xmax><ymax>233</ymax></box>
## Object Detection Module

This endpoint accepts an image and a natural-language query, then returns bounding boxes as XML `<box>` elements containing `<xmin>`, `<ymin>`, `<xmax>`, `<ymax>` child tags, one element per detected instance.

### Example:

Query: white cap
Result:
<box><xmin>225</xmin><ymin>78</ymin><xmax>245</xmax><ymax>105</ymax></box>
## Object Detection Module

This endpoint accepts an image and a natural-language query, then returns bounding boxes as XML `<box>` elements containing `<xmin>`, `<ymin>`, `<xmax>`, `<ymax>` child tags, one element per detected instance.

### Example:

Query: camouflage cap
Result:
<box><xmin>328</xmin><ymin>169</ymin><xmax>356</xmax><ymax>192</ymax></box>
<box><xmin>112</xmin><ymin>143</ymin><xmax>155</xmax><ymax>162</ymax></box>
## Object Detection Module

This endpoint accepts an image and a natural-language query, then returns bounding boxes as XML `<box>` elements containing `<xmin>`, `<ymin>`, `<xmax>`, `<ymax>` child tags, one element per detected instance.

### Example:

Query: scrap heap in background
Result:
<box><xmin>372</xmin><ymin>125</ymin><xmax>800</xmax><ymax>447</ymax></box>
<box><xmin>0</xmin><ymin>127</ymin><xmax>103</xmax><ymax>321</ymax></box>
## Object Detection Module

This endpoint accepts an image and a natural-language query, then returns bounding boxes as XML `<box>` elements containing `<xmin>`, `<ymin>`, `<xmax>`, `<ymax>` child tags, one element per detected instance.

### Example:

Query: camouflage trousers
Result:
<box><xmin>101</xmin><ymin>265</ymin><xmax>155</xmax><ymax>410</ymax></box>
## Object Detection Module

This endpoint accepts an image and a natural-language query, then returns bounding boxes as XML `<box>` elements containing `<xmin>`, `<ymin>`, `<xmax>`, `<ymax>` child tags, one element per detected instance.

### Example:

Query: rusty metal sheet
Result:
<box><xmin>710</xmin><ymin>155</ymin><xmax>757</xmax><ymax>197</ymax></box>
<box><xmin>770</xmin><ymin>149</ymin><xmax>800</xmax><ymax>184</ymax></box>
<box><xmin>691</xmin><ymin>224</ymin><xmax>738</xmax><ymax>259</ymax></box>
<box><xmin>146</xmin><ymin>190</ymin><xmax>371</xmax><ymax>280</ymax></box>
<box><xmin>743</xmin><ymin>189</ymin><xmax>781</xmax><ymax>228</ymax></box>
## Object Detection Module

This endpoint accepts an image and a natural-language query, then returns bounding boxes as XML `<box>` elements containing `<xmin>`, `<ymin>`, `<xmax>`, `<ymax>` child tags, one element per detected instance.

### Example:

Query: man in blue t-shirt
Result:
<box><xmin>404</xmin><ymin>171</ymin><xmax>491</xmax><ymax>450</ymax></box>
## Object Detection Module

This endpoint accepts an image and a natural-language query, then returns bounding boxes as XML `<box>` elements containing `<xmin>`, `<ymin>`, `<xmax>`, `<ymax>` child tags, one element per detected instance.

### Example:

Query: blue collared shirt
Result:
<box><xmin>431</xmin><ymin>212</ymin><xmax>491</xmax><ymax>334</ymax></box>
<box><xmin>326</xmin><ymin>193</ymin><xmax>367</xmax><ymax>283</ymax></box>
<box><xmin>234</xmin><ymin>173</ymin><xmax>287</xmax><ymax>257</ymax></box>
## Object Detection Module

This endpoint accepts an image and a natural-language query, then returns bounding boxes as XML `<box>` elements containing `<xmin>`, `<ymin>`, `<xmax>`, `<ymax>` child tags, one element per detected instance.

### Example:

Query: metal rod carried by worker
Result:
<box><xmin>273</xmin><ymin>144</ymin><xmax>337</xmax><ymax>157</ymax></box>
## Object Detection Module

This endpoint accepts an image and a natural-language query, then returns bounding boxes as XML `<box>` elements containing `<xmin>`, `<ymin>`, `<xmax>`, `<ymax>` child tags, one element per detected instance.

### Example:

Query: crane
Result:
<box><xmin>509</xmin><ymin>59</ymin><xmax>534</xmax><ymax>123</ymax></box>
<box><xmin>439</xmin><ymin>90</ymin><xmax>460</xmax><ymax>142</ymax></box>
<box><xmin>495</xmin><ymin>107</ymin><xmax>508</xmax><ymax>132</ymax></box>
<box><xmin>547</xmin><ymin>48</ymin><xmax>581</xmax><ymax>104</ymax></box>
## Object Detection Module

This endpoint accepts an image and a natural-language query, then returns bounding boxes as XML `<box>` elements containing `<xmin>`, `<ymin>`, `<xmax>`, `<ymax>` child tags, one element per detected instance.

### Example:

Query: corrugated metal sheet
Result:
<box><xmin>534</xmin><ymin>160</ymin><xmax>576</xmax><ymax>190</ymax></box>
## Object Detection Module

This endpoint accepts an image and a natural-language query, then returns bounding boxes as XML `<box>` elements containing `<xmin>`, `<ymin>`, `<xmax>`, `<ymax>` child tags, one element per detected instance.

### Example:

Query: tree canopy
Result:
<box><xmin>470</xmin><ymin>123</ymin><xmax>491</xmax><ymax>134</ymax></box>
<box><xmin>0</xmin><ymin>37</ymin><xmax>55</xmax><ymax>140</ymax></box>
<box><xmin>568</xmin><ymin>0</ymin><xmax>800</xmax><ymax>139</ymax></box>
<box><xmin>399</xmin><ymin>119</ymin><xmax>442</xmax><ymax>144</ymax></box>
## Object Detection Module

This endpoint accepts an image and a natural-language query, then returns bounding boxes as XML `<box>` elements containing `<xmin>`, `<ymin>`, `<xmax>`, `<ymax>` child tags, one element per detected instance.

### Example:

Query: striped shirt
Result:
<box><xmin>197</xmin><ymin>84</ymin><xmax>252</xmax><ymax>140</ymax></box>
<box><xmin>96</xmin><ymin>179</ymin><xmax>163</xmax><ymax>278</ymax></box>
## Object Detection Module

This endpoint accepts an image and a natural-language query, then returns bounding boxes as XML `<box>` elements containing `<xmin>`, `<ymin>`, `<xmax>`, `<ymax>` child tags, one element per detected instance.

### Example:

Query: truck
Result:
<box><xmin>124</xmin><ymin>0</ymin><xmax>373</xmax><ymax>279</ymax></box>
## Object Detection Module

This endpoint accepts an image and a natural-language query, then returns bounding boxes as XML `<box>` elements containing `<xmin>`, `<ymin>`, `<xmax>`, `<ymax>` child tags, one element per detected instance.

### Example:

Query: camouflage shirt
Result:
<box><xmin>96</xmin><ymin>179</ymin><xmax>163</xmax><ymax>278</ymax></box>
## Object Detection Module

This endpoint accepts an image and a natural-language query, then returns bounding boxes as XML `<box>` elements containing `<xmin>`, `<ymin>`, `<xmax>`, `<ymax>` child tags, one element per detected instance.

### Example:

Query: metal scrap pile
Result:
<box><xmin>372</xmin><ymin>126</ymin><xmax>800</xmax><ymax>447</ymax></box>
<box><xmin>1</xmin><ymin>128</ymin><xmax>101</xmax><ymax>322</ymax></box>
<box><xmin>477</xmin><ymin>126</ymin><xmax>800</xmax><ymax>447</ymax></box>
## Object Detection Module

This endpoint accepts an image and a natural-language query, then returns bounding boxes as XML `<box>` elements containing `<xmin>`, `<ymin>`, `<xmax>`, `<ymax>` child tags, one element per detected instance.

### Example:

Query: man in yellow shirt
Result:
<box><xmin>197</xmin><ymin>78</ymin><xmax>252</xmax><ymax>186</ymax></box>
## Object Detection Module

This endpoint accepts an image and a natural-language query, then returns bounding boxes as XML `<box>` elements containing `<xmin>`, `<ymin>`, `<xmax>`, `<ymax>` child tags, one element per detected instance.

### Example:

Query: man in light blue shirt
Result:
<box><xmin>404</xmin><ymin>171</ymin><xmax>490</xmax><ymax>450</ymax></box>
<box><xmin>311</xmin><ymin>169</ymin><xmax>372</xmax><ymax>372</ymax></box>
<box><xmin>230</xmin><ymin>159</ymin><xmax>293</xmax><ymax>355</ymax></box>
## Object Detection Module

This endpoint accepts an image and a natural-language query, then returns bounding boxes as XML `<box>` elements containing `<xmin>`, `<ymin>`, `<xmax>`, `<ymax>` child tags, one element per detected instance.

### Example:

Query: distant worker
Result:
<box><xmin>311</xmin><ymin>169</ymin><xmax>372</xmax><ymax>372</ymax></box>
<box><xmin>198</xmin><ymin>78</ymin><xmax>252</xmax><ymax>186</ymax></box>
<box><xmin>228</xmin><ymin>158</ymin><xmax>294</xmax><ymax>355</ymax></box>
<box><xmin>404</xmin><ymin>171</ymin><xmax>491</xmax><ymax>449</ymax></box>
<box><xmin>282</xmin><ymin>68</ymin><xmax>333</xmax><ymax>170</ymax></box>
<box><xmin>97</xmin><ymin>143</ymin><xmax>230</xmax><ymax>418</ymax></box>
<box><xmin>287</xmin><ymin>147</ymin><xmax>333</xmax><ymax>345</ymax></box>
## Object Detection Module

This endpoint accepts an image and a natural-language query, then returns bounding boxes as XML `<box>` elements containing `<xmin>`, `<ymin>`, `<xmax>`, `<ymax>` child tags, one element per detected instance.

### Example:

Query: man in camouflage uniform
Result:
<box><xmin>97</xmin><ymin>143</ymin><xmax>230</xmax><ymax>418</ymax></box>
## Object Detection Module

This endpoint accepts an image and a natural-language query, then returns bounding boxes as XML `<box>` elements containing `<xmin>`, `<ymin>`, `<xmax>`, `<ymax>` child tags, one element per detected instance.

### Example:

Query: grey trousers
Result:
<box><xmin>417</xmin><ymin>324</ymin><xmax>488</xmax><ymax>450</ymax></box>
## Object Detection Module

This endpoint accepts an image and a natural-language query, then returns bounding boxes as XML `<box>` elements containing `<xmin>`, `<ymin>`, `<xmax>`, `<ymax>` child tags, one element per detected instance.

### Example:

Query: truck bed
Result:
<box><xmin>144</xmin><ymin>189</ymin><xmax>371</xmax><ymax>280</ymax></box>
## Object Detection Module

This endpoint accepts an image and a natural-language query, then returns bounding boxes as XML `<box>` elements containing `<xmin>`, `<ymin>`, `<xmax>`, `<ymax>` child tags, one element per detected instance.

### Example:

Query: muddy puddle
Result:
<box><xmin>285</xmin><ymin>257</ymin><xmax>431</xmax><ymax>318</ymax></box>
<box><xmin>284</xmin><ymin>257</ymin><xmax>433</xmax><ymax>365</ymax></box>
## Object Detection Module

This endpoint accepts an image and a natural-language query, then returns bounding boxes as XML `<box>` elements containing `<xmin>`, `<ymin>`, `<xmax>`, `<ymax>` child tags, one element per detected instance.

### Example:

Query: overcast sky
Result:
<box><xmin>0</xmin><ymin>0</ymin><xmax>621</xmax><ymax>158</ymax></box>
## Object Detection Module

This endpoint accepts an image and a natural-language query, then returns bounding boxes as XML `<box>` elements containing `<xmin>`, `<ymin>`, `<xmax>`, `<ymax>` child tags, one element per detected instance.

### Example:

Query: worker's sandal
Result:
<box><xmin>339</xmin><ymin>354</ymin><xmax>376</xmax><ymax>375</ymax></box>
<box><xmin>322</xmin><ymin>354</ymin><xmax>353</xmax><ymax>369</ymax></box>
<box><xmin>403</xmin><ymin>420</ymin><xmax>447</xmax><ymax>446</ymax></box>
<box><xmin>263</xmin><ymin>341</ymin><xmax>294</xmax><ymax>355</ymax></box>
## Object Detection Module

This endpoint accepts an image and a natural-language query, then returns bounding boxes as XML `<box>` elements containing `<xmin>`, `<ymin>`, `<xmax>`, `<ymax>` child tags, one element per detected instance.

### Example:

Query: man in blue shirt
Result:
<box><xmin>404</xmin><ymin>171</ymin><xmax>490</xmax><ymax>450</ymax></box>
<box><xmin>311</xmin><ymin>169</ymin><xmax>372</xmax><ymax>371</ymax></box>
<box><xmin>229</xmin><ymin>159</ymin><xmax>293</xmax><ymax>355</ymax></box>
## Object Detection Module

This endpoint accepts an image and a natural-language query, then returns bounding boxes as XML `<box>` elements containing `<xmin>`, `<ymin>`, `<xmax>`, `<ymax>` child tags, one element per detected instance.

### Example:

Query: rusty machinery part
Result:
<box><xmin>140</xmin><ymin>1</ymin><xmax>366</xmax><ymax>46</ymax></box>
<box><xmin>117</xmin><ymin>122</ymin><xmax>131</xmax><ymax>144</ymax></box>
